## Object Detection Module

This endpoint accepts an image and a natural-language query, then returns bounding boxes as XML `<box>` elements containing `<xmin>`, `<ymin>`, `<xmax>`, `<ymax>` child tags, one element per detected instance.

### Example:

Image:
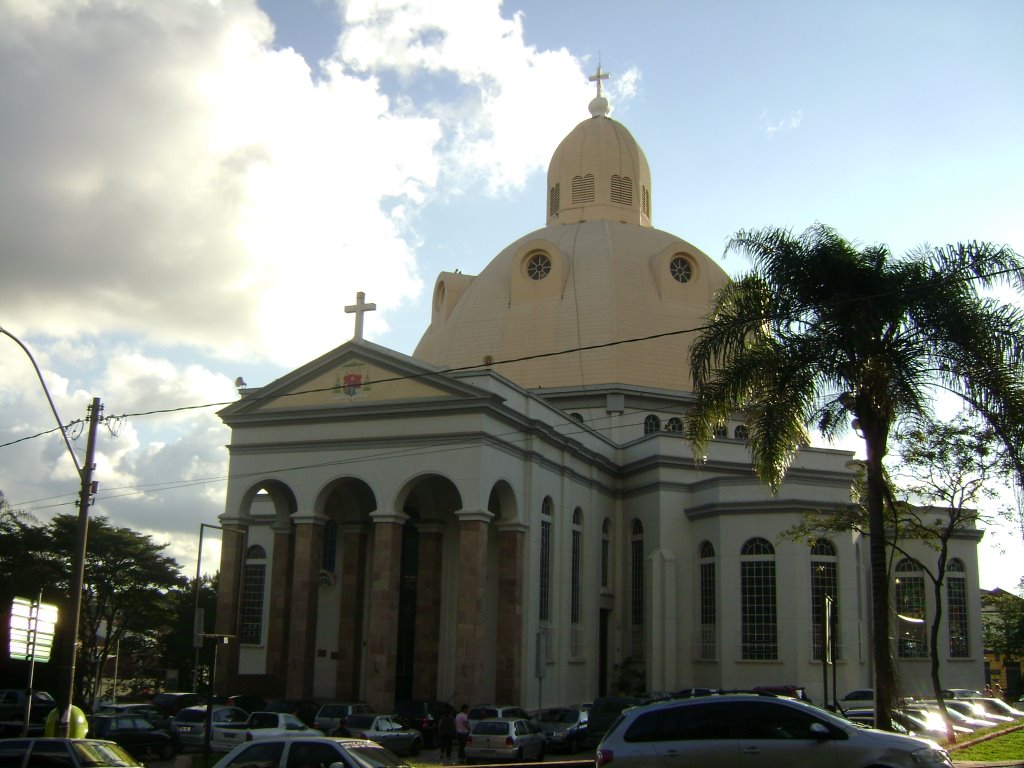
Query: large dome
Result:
<box><xmin>413</xmin><ymin>96</ymin><xmax>730</xmax><ymax>392</ymax></box>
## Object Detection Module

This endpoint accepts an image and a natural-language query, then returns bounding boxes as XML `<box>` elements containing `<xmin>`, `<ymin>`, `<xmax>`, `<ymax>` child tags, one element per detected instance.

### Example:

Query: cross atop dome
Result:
<box><xmin>589</xmin><ymin>63</ymin><xmax>609</xmax><ymax>98</ymax></box>
<box><xmin>588</xmin><ymin>62</ymin><xmax>611</xmax><ymax>117</ymax></box>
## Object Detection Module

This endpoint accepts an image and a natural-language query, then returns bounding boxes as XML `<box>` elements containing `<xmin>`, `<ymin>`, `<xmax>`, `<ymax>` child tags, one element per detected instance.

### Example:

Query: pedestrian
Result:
<box><xmin>455</xmin><ymin>704</ymin><xmax>471</xmax><ymax>764</ymax></box>
<box><xmin>438</xmin><ymin>706</ymin><xmax>455</xmax><ymax>765</ymax></box>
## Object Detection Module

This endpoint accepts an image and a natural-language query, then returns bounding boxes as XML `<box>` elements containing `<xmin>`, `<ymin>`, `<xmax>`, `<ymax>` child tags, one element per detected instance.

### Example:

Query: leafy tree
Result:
<box><xmin>686</xmin><ymin>223</ymin><xmax>1024</xmax><ymax>729</ymax></box>
<box><xmin>885</xmin><ymin>415</ymin><xmax>1012</xmax><ymax>738</ymax></box>
<box><xmin>983</xmin><ymin>586</ymin><xmax>1024</xmax><ymax>659</ymax></box>
<box><xmin>43</xmin><ymin>515</ymin><xmax>186</xmax><ymax>705</ymax></box>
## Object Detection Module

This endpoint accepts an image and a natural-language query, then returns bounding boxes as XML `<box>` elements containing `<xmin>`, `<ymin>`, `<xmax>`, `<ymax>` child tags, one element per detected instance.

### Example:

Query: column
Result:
<box><xmin>495</xmin><ymin>521</ymin><xmax>526</xmax><ymax>703</ymax></box>
<box><xmin>285</xmin><ymin>514</ymin><xmax>324</xmax><ymax>698</ymax></box>
<box><xmin>364</xmin><ymin>510</ymin><xmax>406</xmax><ymax>711</ymax></box>
<box><xmin>412</xmin><ymin>523</ymin><xmax>444</xmax><ymax>697</ymax></box>
<box><xmin>214</xmin><ymin>519</ymin><xmax>248</xmax><ymax>692</ymax></box>
<box><xmin>453</xmin><ymin>509</ymin><xmax>493</xmax><ymax>703</ymax></box>
<box><xmin>264</xmin><ymin>521</ymin><xmax>294</xmax><ymax>689</ymax></box>
<box><xmin>335</xmin><ymin>524</ymin><xmax>369</xmax><ymax>699</ymax></box>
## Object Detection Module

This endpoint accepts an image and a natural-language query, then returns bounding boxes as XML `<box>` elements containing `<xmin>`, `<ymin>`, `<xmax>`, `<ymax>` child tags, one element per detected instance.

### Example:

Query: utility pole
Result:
<box><xmin>55</xmin><ymin>396</ymin><xmax>101</xmax><ymax>737</ymax></box>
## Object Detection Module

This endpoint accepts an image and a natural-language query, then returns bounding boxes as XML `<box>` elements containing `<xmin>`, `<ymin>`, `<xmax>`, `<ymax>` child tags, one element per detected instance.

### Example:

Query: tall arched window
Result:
<box><xmin>947</xmin><ymin>558</ymin><xmax>969</xmax><ymax>658</ymax></box>
<box><xmin>741</xmin><ymin>538</ymin><xmax>777</xmax><ymax>660</ymax></box>
<box><xmin>539</xmin><ymin>498</ymin><xmax>554</xmax><ymax>661</ymax></box>
<box><xmin>665</xmin><ymin>417</ymin><xmax>683</xmax><ymax>433</ymax></box>
<box><xmin>644</xmin><ymin>415</ymin><xmax>661</xmax><ymax>435</ymax></box>
<box><xmin>539</xmin><ymin>498</ymin><xmax>553</xmax><ymax>623</ymax></box>
<box><xmin>734</xmin><ymin>425</ymin><xmax>749</xmax><ymax>440</ymax></box>
<box><xmin>631</xmin><ymin>520</ymin><xmax>645</xmax><ymax>660</ymax></box>
<box><xmin>322</xmin><ymin>519</ymin><xmax>338</xmax><ymax>572</ymax></box>
<box><xmin>699</xmin><ymin>541</ymin><xmax>716</xmax><ymax>660</ymax></box>
<box><xmin>895</xmin><ymin>558</ymin><xmax>927</xmax><ymax>657</ymax></box>
<box><xmin>570</xmin><ymin>508</ymin><xmax>583</xmax><ymax>656</ymax></box>
<box><xmin>810</xmin><ymin>539</ymin><xmax>838</xmax><ymax>661</ymax></box>
<box><xmin>240</xmin><ymin>545</ymin><xmax>268</xmax><ymax>645</ymax></box>
<box><xmin>548</xmin><ymin>183</ymin><xmax>560</xmax><ymax>217</ymax></box>
<box><xmin>601</xmin><ymin>518</ymin><xmax>611</xmax><ymax>589</ymax></box>
<box><xmin>713</xmin><ymin>424</ymin><xmax>727</xmax><ymax>439</ymax></box>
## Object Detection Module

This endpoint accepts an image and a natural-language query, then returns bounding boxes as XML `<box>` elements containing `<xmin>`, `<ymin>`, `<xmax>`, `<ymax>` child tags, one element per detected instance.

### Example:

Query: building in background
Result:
<box><xmin>213</xmin><ymin>80</ymin><xmax>984</xmax><ymax>710</ymax></box>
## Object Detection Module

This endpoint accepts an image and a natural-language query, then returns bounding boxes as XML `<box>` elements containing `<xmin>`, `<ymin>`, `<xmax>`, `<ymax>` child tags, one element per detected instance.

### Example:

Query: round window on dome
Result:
<box><xmin>526</xmin><ymin>252</ymin><xmax>552</xmax><ymax>280</ymax></box>
<box><xmin>670</xmin><ymin>255</ymin><xmax>694</xmax><ymax>284</ymax></box>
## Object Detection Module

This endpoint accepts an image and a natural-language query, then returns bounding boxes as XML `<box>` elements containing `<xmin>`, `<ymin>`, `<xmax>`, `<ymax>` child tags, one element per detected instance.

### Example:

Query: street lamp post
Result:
<box><xmin>192</xmin><ymin>523</ymin><xmax>220</xmax><ymax>693</ymax></box>
<box><xmin>1</xmin><ymin>327</ymin><xmax>101</xmax><ymax>737</ymax></box>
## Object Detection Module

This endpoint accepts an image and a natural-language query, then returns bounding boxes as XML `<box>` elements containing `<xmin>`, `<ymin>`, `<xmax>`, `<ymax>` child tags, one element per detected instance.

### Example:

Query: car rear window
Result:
<box><xmin>345</xmin><ymin>714</ymin><xmax>377</xmax><ymax>728</ymax></box>
<box><xmin>473</xmin><ymin>721</ymin><xmax>509</xmax><ymax>735</ymax></box>
<box><xmin>468</xmin><ymin>708</ymin><xmax>497</xmax><ymax>720</ymax></box>
<box><xmin>173</xmin><ymin>710</ymin><xmax>206</xmax><ymax>723</ymax></box>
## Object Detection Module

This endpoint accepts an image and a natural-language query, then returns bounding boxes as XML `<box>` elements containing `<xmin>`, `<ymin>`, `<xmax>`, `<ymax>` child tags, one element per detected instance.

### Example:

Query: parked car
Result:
<box><xmin>95</xmin><ymin>704</ymin><xmax>176</xmax><ymax>736</ymax></box>
<box><xmin>536</xmin><ymin>706</ymin><xmax>588</xmax><ymax>753</ymax></box>
<box><xmin>263</xmin><ymin>699</ymin><xmax>320</xmax><ymax>728</ymax></box>
<box><xmin>340</xmin><ymin>714</ymin><xmax>422</xmax><ymax>756</ymax></box>
<box><xmin>584</xmin><ymin>696</ymin><xmax>646</xmax><ymax>747</ymax></box>
<box><xmin>210</xmin><ymin>712</ymin><xmax>323</xmax><ymax>753</ymax></box>
<box><xmin>0</xmin><ymin>690</ymin><xmax>57</xmax><ymax>736</ymax></box>
<box><xmin>225</xmin><ymin>695</ymin><xmax>267</xmax><ymax>714</ymax></box>
<box><xmin>210</xmin><ymin>736</ymin><xmax>411</xmax><ymax>768</ymax></box>
<box><xmin>173</xmin><ymin>705</ymin><xmax>249</xmax><ymax>749</ymax></box>
<box><xmin>903</xmin><ymin>703</ymin><xmax>992</xmax><ymax>733</ymax></box>
<box><xmin>941</xmin><ymin>688</ymin><xmax>984</xmax><ymax>700</ymax></box>
<box><xmin>392</xmin><ymin>699</ymin><xmax>449</xmax><ymax>748</ymax></box>
<box><xmin>87</xmin><ymin>714</ymin><xmax>177</xmax><ymax>761</ymax></box>
<box><xmin>466</xmin><ymin>704</ymin><xmax>531</xmax><ymax>730</ymax></box>
<box><xmin>838</xmin><ymin>688</ymin><xmax>874</xmax><ymax>711</ymax></box>
<box><xmin>313</xmin><ymin>703</ymin><xmax>373</xmax><ymax>734</ymax></box>
<box><xmin>595</xmin><ymin>694</ymin><xmax>953</xmax><ymax>768</ymax></box>
<box><xmin>465</xmin><ymin>717</ymin><xmax>545</xmax><ymax>763</ymax></box>
<box><xmin>0</xmin><ymin>738</ymin><xmax>143</xmax><ymax>768</ymax></box>
<box><xmin>969</xmin><ymin>697</ymin><xmax>1024</xmax><ymax>719</ymax></box>
<box><xmin>151</xmin><ymin>692</ymin><xmax>204</xmax><ymax>717</ymax></box>
<box><xmin>921</xmin><ymin>699</ymin><xmax>1004</xmax><ymax>728</ymax></box>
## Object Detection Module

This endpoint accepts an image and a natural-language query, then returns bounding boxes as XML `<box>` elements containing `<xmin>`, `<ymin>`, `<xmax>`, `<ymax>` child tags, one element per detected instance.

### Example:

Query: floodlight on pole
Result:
<box><xmin>0</xmin><ymin>327</ymin><xmax>101</xmax><ymax>737</ymax></box>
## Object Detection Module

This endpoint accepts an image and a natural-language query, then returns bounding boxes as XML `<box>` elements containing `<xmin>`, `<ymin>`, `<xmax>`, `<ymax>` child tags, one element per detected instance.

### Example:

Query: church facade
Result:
<box><xmin>214</xmin><ymin>85</ymin><xmax>984</xmax><ymax>710</ymax></box>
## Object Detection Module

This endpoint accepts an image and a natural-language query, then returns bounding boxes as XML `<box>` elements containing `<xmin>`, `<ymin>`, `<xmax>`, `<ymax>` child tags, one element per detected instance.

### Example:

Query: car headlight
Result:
<box><xmin>910</xmin><ymin>747</ymin><xmax>952</xmax><ymax>765</ymax></box>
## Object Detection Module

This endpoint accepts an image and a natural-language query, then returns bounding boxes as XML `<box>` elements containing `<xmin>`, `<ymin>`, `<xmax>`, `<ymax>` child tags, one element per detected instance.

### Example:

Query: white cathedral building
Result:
<box><xmin>213</xmin><ymin>82</ymin><xmax>984</xmax><ymax>711</ymax></box>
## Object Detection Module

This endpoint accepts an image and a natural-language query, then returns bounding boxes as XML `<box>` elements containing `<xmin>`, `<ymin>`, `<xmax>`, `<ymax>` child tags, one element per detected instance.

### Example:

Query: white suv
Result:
<box><xmin>595</xmin><ymin>694</ymin><xmax>952</xmax><ymax>768</ymax></box>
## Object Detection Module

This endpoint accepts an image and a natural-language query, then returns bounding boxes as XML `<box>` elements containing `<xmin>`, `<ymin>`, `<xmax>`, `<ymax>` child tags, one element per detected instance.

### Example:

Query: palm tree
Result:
<box><xmin>685</xmin><ymin>223</ymin><xmax>1024</xmax><ymax>730</ymax></box>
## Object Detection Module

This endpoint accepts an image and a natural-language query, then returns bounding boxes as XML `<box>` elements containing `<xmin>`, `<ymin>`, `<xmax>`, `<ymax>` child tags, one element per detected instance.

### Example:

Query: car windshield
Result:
<box><xmin>342</xmin><ymin>744</ymin><xmax>411</xmax><ymax>768</ymax></box>
<box><xmin>541</xmin><ymin>709</ymin><xmax>578</xmax><ymax>723</ymax></box>
<box><xmin>72</xmin><ymin>741</ymin><xmax>142</xmax><ymax>767</ymax></box>
<box><xmin>473</xmin><ymin>721</ymin><xmax>509</xmax><ymax>735</ymax></box>
<box><xmin>346</xmin><ymin>714</ymin><xmax>377</xmax><ymax>728</ymax></box>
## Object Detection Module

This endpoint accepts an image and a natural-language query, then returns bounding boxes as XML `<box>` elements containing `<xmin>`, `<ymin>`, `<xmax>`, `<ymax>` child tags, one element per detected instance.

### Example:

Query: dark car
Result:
<box><xmin>584</xmin><ymin>696</ymin><xmax>646</xmax><ymax>747</ymax></box>
<box><xmin>0</xmin><ymin>690</ymin><xmax>57</xmax><ymax>736</ymax></box>
<box><xmin>95</xmin><ymin>704</ymin><xmax>175</xmax><ymax>736</ymax></box>
<box><xmin>537</xmin><ymin>706</ymin><xmax>588</xmax><ymax>753</ymax></box>
<box><xmin>263</xmin><ymin>700</ymin><xmax>320</xmax><ymax>728</ymax></box>
<box><xmin>151</xmin><ymin>692</ymin><xmax>204</xmax><ymax>717</ymax></box>
<box><xmin>392</xmin><ymin>700</ymin><xmax>449</xmax><ymax>748</ymax></box>
<box><xmin>0</xmin><ymin>738</ymin><xmax>143</xmax><ymax>768</ymax></box>
<box><xmin>88</xmin><ymin>715</ymin><xmax>177</xmax><ymax>761</ymax></box>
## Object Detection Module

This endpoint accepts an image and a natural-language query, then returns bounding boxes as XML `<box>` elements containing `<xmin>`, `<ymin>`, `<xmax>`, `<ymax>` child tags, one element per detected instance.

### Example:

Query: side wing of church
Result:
<box><xmin>213</xmin><ymin>83</ymin><xmax>984</xmax><ymax>711</ymax></box>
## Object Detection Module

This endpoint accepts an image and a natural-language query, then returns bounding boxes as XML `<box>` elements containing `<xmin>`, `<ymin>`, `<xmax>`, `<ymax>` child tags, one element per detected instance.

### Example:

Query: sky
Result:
<box><xmin>1</xmin><ymin>0</ymin><xmax>1022</xmax><ymax>592</ymax></box>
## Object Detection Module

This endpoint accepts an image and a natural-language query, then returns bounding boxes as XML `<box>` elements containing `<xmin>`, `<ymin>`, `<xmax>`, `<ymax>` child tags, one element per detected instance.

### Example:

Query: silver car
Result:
<box><xmin>465</xmin><ymin>717</ymin><xmax>545</xmax><ymax>763</ymax></box>
<box><xmin>595</xmin><ymin>694</ymin><xmax>952</xmax><ymax>768</ymax></box>
<box><xmin>173</xmin><ymin>705</ymin><xmax>249</xmax><ymax>749</ymax></box>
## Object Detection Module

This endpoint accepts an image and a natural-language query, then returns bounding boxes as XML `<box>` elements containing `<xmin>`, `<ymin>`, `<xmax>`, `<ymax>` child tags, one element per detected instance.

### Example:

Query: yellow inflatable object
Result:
<box><xmin>44</xmin><ymin>706</ymin><xmax>88</xmax><ymax>738</ymax></box>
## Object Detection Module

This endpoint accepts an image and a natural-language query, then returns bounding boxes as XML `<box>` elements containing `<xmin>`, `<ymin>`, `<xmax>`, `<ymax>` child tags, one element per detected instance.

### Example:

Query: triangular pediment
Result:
<box><xmin>219</xmin><ymin>340</ymin><xmax>489</xmax><ymax>419</ymax></box>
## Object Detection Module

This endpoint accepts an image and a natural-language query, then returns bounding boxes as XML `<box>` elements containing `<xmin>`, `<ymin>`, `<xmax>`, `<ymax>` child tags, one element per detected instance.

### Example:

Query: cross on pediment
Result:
<box><xmin>345</xmin><ymin>291</ymin><xmax>376</xmax><ymax>340</ymax></box>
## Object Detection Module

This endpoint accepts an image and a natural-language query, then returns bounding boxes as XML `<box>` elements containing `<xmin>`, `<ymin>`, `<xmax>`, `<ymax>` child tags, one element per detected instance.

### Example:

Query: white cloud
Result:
<box><xmin>760</xmin><ymin>108</ymin><xmax>803</xmax><ymax>136</ymax></box>
<box><xmin>0</xmin><ymin>0</ymin><xmax>607</xmax><ymax>577</ymax></box>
